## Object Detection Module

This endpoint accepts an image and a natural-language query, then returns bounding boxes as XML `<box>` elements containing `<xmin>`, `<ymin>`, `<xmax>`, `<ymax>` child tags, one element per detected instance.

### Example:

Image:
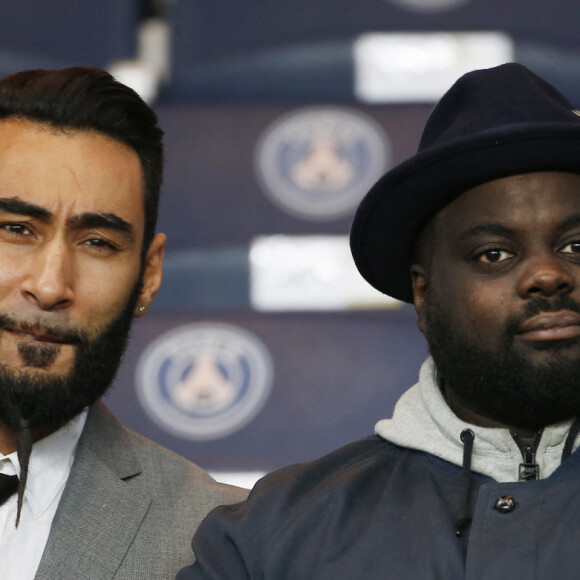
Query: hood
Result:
<box><xmin>375</xmin><ymin>357</ymin><xmax>579</xmax><ymax>482</ymax></box>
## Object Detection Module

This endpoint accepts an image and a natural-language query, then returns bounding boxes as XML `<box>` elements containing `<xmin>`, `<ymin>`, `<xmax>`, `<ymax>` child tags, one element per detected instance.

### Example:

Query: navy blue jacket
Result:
<box><xmin>178</xmin><ymin>436</ymin><xmax>580</xmax><ymax>579</ymax></box>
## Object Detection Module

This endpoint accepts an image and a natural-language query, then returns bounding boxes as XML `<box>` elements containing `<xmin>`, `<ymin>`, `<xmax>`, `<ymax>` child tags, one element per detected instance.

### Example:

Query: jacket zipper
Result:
<box><xmin>510</xmin><ymin>429</ymin><xmax>543</xmax><ymax>481</ymax></box>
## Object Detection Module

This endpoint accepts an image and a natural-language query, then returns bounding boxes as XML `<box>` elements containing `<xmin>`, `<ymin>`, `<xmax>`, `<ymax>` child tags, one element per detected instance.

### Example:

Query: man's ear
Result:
<box><xmin>411</xmin><ymin>263</ymin><xmax>429</xmax><ymax>334</ymax></box>
<box><xmin>135</xmin><ymin>233</ymin><xmax>166</xmax><ymax>317</ymax></box>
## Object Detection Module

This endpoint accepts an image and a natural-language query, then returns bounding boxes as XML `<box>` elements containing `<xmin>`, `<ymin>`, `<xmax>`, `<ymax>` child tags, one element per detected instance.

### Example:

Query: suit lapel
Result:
<box><xmin>35</xmin><ymin>403</ymin><xmax>151</xmax><ymax>580</ymax></box>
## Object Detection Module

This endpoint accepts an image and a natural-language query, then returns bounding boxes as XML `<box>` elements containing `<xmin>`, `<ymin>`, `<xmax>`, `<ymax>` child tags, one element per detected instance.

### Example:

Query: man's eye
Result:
<box><xmin>477</xmin><ymin>249</ymin><xmax>512</xmax><ymax>263</ymax></box>
<box><xmin>84</xmin><ymin>237</ymin><xmax>118</xmax><ymax>251</ymax></box>
<box><xmin>86</xmin><ymin>238</ymin><xmax>107</xmax><ymax>246</ymax></box>
<box><xmin>560</xmin><ymin>241</ymin><xmax>580</xmax><ymax>254</ymax></box>
<box><xmin>0</xmin><ymin>223</ymin><xmax>31</xmax><ymax>236</ymax></box>
<box><xmin>86</xmin><ymin>238</ymin><xmax>110</xmax><ymax>247</ymax></box>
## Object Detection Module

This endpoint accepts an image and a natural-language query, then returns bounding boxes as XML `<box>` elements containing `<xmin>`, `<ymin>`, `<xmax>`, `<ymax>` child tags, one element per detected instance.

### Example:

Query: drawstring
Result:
<box><xmin>455</xmin><ymin>429</ymin><xmax>475</xmax><ymax>537</ymax></box>
<box><xmin>562</xmin><ymin>417</ymin><xmax>580</xmax><ymax>461</ymax></box>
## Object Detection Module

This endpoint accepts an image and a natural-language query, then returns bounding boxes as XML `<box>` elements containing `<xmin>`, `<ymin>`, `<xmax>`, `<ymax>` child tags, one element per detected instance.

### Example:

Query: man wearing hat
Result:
<box><xmin>177</xmin><ymin>63</ymin><xmax>580</xmax><ymax>579</ymax></box>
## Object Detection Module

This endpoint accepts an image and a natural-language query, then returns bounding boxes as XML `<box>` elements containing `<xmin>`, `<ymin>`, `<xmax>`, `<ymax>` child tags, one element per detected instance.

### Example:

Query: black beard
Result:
<box><xmin>0</xmin><ymin>281</ymin><xmax>141</xmax><ymax>432</ymax></box>
<box><xmin>425</xmin><ymin>294</ymin><xmax>580</xmax><ymax>430</ymax></box>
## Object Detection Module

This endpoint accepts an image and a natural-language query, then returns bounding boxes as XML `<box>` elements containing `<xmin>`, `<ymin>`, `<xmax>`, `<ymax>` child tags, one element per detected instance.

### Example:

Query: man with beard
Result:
<box><xmin>178</xmin><ymin>63</ymin><xmax>580</xmax><ymax>579</ymax></box>
<box><xmin>0</xmin><ymin>68</ymin><xmax>246</xmax><ymax>579</ymax></box>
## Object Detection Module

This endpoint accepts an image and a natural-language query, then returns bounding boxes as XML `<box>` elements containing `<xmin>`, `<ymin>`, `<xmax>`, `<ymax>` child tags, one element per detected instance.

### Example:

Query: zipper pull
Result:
<box><xmin>511</xmin><ymin>430</ymin><xmax>542</xmax><ymax>481</ymax></box>
<box><xmin>519</xmin><ymin>445</ymin><xmax>540</xmax><ymax>481</ymax></box>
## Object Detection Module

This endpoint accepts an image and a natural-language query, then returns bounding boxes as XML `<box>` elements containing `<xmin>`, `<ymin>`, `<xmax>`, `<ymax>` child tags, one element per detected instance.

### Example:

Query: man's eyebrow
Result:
<box><xmin>0</xmin><ymin>198</ymin><xmax>136</xmax><ymax>240</ymax></box>
<box><xmin>456</xmin><ymin>214</ymin><xmax>580</xmax><ymax>242</ymax></box>
<box><xmin>556</xmin><ymin>213</ymin><xmax>580</xmax><ymax>232</ymax></box>
<box><xmin>457</xmin><ymin>222</ymin><xmax>514</xmax><ymax>241</ymax></box>
<box><xmin>0</xmin><ymin>197</ymin><xmax>52</xmax><ymax>220</ymax></box>
<box><xmin>67</xmin><ymin>213</ymin><xmax>136</xmax><ymax>240</ymax></box>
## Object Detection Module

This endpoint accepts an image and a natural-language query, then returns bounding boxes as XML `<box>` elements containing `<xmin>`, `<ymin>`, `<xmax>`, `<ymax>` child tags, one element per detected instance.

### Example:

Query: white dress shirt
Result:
<box><xmin>0</xmin><ymin>411</ymin><xmax>87</xmax><ymax>580</ymax></box>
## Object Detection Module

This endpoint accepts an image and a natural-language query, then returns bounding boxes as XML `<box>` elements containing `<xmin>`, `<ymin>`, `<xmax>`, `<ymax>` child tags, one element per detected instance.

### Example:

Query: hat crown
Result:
<box><xmin>419</xmin><ymin>63</ymin><xmax>580</xmax><ymax>153</ymax></box>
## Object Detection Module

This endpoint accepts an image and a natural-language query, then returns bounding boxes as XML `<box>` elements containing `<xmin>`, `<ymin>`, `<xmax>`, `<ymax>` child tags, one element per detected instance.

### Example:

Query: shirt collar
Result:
<box><xmin>0</xmin><ymin>410</ymin><xmax>87</xmax><ymax>518</ymax></box>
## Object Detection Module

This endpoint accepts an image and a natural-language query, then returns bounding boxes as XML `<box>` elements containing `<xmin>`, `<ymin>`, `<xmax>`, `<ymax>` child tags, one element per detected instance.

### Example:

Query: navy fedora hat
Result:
<box><xmin>350</xmin><ymin>62</ymin><xmax>580</xmax><ymax>304</ymax></box>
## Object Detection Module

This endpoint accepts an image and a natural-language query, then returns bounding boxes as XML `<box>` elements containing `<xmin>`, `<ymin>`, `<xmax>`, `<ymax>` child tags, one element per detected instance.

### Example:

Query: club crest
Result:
<box><xmin>136</xmin><ymin>323</ymin><xmax>273</xmax><ymax>440</ymax></box>
<box><xmin>255</xmin><ymin>106</ymin><xmax>390</xmax><ymax>220</ymax></box>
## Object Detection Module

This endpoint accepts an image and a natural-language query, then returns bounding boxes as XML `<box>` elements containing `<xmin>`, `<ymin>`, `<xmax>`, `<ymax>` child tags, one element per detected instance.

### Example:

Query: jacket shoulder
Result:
<box><xmin>257</xmin><ymin>436</ymin><xmax>401</xmax><ymax>498</ymax></box>
<box><xmin>124</xmin><ymin>425</ymin><xmax>248</xmax><ymax>505</ymax></box>
<box><xmin>82</xmin><ymin>402</ymin><xmax>247</xmax><ymax>505</ymax></box>
<box><xmin>182</xmin><ymin>437</ymin><xmax>419</xmax><ymax>579</ymax></box>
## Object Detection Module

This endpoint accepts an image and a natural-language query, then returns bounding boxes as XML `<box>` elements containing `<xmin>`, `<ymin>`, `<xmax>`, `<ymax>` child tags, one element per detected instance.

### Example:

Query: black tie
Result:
<box><xmin>0</xmin><ymin>474</ymin><xmax>18</xmax><ymax>505</ymax></box>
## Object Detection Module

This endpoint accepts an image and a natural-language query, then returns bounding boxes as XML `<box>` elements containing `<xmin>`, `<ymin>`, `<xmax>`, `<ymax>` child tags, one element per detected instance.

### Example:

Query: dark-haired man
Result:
<box><xmin>179</xmin><ymin>63</ymin><xmax>580</xmax><ymax>579</ymax></box>
<box><xmin>0</xmin><ymin>68</ymin><xmax>246</xmax><ymax>579</ymax></box>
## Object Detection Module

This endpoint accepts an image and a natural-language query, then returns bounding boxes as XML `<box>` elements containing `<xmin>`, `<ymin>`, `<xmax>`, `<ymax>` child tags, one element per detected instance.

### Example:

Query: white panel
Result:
<box><xmin>354</xmin><ymin>31</ymin><xmax>514</xmax><ymax>103</ymax></box>
<box><xmin>250</xmin><ymin>235</ymin><xmax>401</xmax><ymax>311</ymax></box>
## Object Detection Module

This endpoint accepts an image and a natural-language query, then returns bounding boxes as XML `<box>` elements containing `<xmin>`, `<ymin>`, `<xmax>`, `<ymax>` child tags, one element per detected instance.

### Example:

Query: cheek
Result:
<box><xmin>456</xmin><ymin>288</ymin><xmax>512</xmax><ymax>347</ymax></box>
<box><xmin>0</xmin><ymin>267</ymin><xmax>22</xmax><ymax>292</ymax></box>
<box><xmin>431</xmin><ymin>273</ymin><xmax>509</xmax><ymax>340</ymax></box>
<box><xmin>76</xmin><ymin>262</ymin><xmax>140</xmax><ymax>320</ymax></box>
<box><xmin>0</xmin><ymin>257</ymin><xmax>38</xmax><ymax>303</ymax></box>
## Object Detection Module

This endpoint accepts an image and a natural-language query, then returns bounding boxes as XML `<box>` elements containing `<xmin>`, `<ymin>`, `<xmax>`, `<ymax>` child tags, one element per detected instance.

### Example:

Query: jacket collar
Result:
<box><xmin>34</xmin><ymin>402</ymin><xmax>151</xmax><ymax>579</ymax></box>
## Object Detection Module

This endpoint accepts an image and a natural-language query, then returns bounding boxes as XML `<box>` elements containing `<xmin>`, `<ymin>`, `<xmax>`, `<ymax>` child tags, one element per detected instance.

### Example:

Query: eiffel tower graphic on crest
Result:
<box><xmin>171</xmin><ymin>350</ymin><xmax>237</xmax><ymax>412</ymax></box>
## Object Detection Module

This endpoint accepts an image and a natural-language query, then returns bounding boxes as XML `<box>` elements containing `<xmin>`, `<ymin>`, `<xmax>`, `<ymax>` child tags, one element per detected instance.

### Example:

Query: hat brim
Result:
<box><xmin>350</xmin><ymin>124</ymin><xmax>580</xmax><ymax>304</ymax></box>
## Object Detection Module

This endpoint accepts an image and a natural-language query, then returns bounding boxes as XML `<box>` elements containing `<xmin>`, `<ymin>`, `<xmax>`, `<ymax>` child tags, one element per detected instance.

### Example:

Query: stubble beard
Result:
<box><xmin>424</xmin><ymin>294</ymin><xmax>580</xmax><ymax>430</ymax></box>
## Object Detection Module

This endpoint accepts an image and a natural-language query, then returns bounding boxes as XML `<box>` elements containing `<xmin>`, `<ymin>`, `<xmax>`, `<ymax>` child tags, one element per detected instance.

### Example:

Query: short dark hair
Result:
<box><xmin>0</xmin><ymin>67</ymin><xmax>164</xmax><ymax>251</ymax></box>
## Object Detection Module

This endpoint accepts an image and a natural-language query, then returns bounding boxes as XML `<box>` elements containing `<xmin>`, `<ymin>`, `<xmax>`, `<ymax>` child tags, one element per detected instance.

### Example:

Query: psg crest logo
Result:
<box><xmin>255</xmin><ymin>106</ymin><xmax>390</xmax><ymax>220</ymax></box>
<box><xmin>136</xmin><ymin>323</ymin><xmax>273</xmax><ymax>440</ymax></box>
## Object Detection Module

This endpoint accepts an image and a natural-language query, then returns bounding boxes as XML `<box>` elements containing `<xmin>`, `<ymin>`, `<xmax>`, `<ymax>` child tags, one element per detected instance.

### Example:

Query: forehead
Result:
<box><xmin>431</xmin><ymin>171</ymin><xmax>580</xmax><ymax>238</ymax></box>
<box><xmin>0</xmin><ymin>118</ymin><xmax>144</xmax><ymax>230</ymax></box>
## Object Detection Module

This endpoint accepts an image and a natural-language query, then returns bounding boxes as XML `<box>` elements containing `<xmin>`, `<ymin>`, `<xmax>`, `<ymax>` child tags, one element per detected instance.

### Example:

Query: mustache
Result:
<box><xmin>505</xmin><ymin>295</ymin><xmax>580</xmax><ymax>337</ymax></box>
<box><xmin>0</xmin><ymin>314</ymin><xmax>88</xmax><ymax>344</ymax></box>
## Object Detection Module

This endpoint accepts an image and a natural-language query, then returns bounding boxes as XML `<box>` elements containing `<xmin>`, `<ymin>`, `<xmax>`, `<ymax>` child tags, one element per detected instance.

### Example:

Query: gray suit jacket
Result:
<box><xmin>33</xmin><ymin>402</ymin><xmax>248</xmax><ymax>579</ymax></box>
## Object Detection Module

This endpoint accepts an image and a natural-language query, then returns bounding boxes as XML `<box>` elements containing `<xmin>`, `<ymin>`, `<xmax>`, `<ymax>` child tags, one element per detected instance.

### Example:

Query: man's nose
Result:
<box><xmin>517</xmin><ymin>252</ymin><xmax>576</xmax><ymax>299</ymax></box>
<box><xmin>20</xmin><ymin>241</ymin><xmax>74</xmax><ymax>310</ymax></box>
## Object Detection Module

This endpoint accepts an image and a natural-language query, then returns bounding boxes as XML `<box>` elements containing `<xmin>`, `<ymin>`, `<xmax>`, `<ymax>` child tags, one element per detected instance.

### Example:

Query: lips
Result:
<box><xmin>516</xmin><ymin>310</ymin><xmax>580</xmax><ymax>341</ymax></box>
<box><xmin>7</xmin><ymin>327</ymin><xmax>69</xmax><ymax>345</ymax></box>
